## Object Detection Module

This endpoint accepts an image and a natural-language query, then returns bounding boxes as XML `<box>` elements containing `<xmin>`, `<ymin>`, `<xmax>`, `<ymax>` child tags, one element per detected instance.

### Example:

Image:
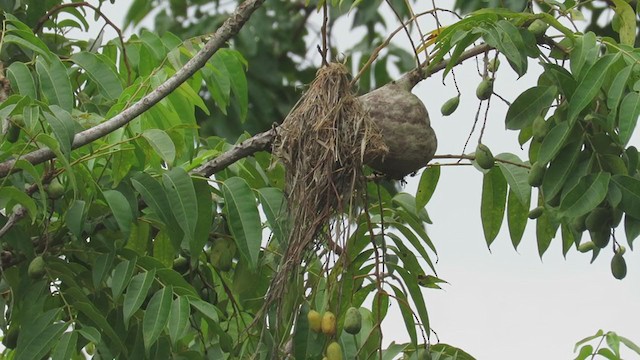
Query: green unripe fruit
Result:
<box><xmin>326</xmin><ymin>342</ymin><xmax>343</xmax><ymax>360</ymax></box>
<box><xmin>2</xmin><ymin>327</ymin><xmax>19</xmax><ymax>349</ymax></box>
<box><xmin>475</xmin><ymin>143</ymin><xmax>495</xmax><ymax>169</ymax></box>
<box><xmin>28</xmin><ymin>256</ymin><xmax>46</xmax><ymax>279</ymax></box>
<box><xmin>440</xmin><ymin>96</ymin><xmax>460</xmax><ymax>116</ymax></box>
<box><xmin>172</xmin><ymin>256</ymin><xmax>189</xmax><ymax>273</ymax></box>
<box><xmin>577</xmin><ymin>241</ymin><xmax>596</xmax><ymax>253</ymax></box>
<box><xmin>343</xmin><ymin>307</ymin><xmax>362</xmax><ymax>335</ymax></box>
<box><xmin>528</xmin><ymin>162</ymin><xmax>545</xmax><ymax>187</ymax></box>
<box><xmin>589</xmin><ymin>229</ymin><xmax>610</xmax><ymax>248</ymax></box>
<box><xmin>528</xmin><ymin>206</ymin><xmax>544</xmax><ymax>219</ymax></box>
<box><xmin>528</xmin><ymin>19</ymin><xmax>549</xmax><ymax>38</ymax></box>
<box><xmin>85</xmin><ymin>342</ymin><xmax>96</xmax><ymax>355</ymax></box>
<box><xmin>571</xmin><ymin>213</ymin><xmax>588</xmax><ymax>233</ymax></box>
<box><xmin>487</xmin><ymin>58</ymin><xmax>500</xmax><ymax>73</ymax></box>
<box><xmin>210</xmin><ymin>237</ymin><xmax>236</xmax><ymax>272</ymax></box>
<box><xmin>616</xmin><ymin>245</ymin><xmax>627</xmax><ymax>255</ymax></box>
<box><xmin>46</xmin><ymin>178</ymin><xmax>65</xmax><ymax>199</ymax></box>
<box><xmin>307</xmin><ymin>310</ymin><xmax>322</xmax><ymax>333</ymax></box>
<box><xmin>585</xmin><ymin>208</ymin><xmax>611</xmax><ymax>232</ymax></box>
<box><xmin>532</xmin><ymin>116</ymin><xmax>548</xmax><ymax>141</ymax></box>
<box><xmin>321</xmin><ymin>311</ymin><xmax>336</xmax><ymax>336</ymax></box>
<box><xmin>476</xmin><ymin>78</ymin><xmax>494</xmax><ymax>100</ymax></box>
<box><xmin>611</xmin><ymin>253</ymin><xmax>627</xmax><ymax>280</ymax></box>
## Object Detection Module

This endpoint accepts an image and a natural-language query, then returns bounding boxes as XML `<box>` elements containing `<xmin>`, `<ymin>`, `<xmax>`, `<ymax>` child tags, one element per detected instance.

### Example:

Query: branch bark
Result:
<box><xmin>0</xmin><ymin>0</ymin><xmax>266</xmax><ymax>179</ymax></box>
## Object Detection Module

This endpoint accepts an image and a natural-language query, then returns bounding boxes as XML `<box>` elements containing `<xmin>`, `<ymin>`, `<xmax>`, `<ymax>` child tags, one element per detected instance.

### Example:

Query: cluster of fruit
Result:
<box><xmin>307</xmin><ymin>307</ymin><xmax>362</xmax><ymax>360</ymax></box>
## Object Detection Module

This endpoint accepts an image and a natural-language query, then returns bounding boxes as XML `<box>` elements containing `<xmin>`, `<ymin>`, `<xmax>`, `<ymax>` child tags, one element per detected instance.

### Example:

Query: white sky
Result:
<box><xmin>83</xmin><ymin>1</ymin><xmax>639</xmax><ymax>359</ymax></box>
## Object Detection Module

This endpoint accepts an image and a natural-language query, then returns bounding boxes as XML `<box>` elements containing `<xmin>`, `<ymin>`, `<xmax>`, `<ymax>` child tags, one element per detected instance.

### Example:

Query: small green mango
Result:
<box><xmin>476</xmin><ymin>79</ymin><xmax>493</xmax><ymax>100</ymax></box>
<box><xmin>589</xmin><ymin>229</ymin><xmax>610</xmax><ymax>248</ymax></box>
<box><xmin>611</xmin><ymin>253</ymin><xmax>627</xmax><ymax>280</ymax></box>
<box><xmin>487</xmin><ymin>58</ymin><xmax>500</xmax><ymax>73</ymax></box>
<box><xmin>475</xmin><ymin>143</ymin><xmax>495</xmax><ymax>169</ymax></box>
<box><xmin>28</xmin><ymin>256</ymin><xmax>46</xmax><ymax>279</ymax></box>
<box><xmin>343</xmin><ymin>307</ymin><xmax>362</xmax><ymax>335</ymax></box>
<box><xmin>46</xmin><ymin>178</ymin><xmax>65</xmax><ymax>199</ymax></box>
<box><xmin>210</xmin><ymin>237</ymin><xmax>236</xmax><ymax>272</ymax></box>
<box><xmin>571</xmin><ymin>213</ymin><xmax>588</xmax><ymax>233</ymax></box>
<box><xmin>440</xmin><ymin>96</ymin><xmax>460</xmax><ymax>116</ymax></box>
<box><xmin>527</xmin><ymin>162</ymin><xmax>545</xmax><ymax>187</ymax></box>
<box><xmin>585</xmin><ymin>208</ymin><xmax>611</xmax><ymax>232</ymax></box>
<box><xmin>528</xmin><ymin>19</ymin><xmax>549</xmax><ymax>38</ymax></box>
<box><xmin>577</xmin><ymin>241</ymin><xmax>596</xmax><ymax>253</ymax></box>
<box><xmin>532</xmin><ymin>116</ymin><xmax>548</xmax><ymax>141</ymax></box>
<box><xmin>528</xmin><ymin>206</ymin><xmax>544</xmax><ymax>219</ymax></box>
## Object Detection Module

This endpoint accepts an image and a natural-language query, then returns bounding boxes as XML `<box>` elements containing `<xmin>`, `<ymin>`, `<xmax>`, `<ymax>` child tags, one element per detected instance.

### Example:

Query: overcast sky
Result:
<box><xmin>86</xmin><ymin>1</ymin><xmax>639</xmax><ymax>358</ymax></box>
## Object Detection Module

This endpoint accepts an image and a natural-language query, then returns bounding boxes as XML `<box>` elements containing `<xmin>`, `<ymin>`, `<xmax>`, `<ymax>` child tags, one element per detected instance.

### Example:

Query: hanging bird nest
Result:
<box><xmin>263</xmin><ymin>62</ymin><xmax>387</xmax><ymax>339</ymax></box>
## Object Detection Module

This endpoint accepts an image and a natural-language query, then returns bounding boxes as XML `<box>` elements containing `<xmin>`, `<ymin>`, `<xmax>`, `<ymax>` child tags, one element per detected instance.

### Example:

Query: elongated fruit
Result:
<box><xmin>475</xmin><ymin>143</ymin><xmax>495</xmax><ymax>169</ymax></box>
<box><xmin>321</xmin><ymin>311</ymin><xmax>336</xmax><ymax>336</ymax></box>
<box><xmin>308</xmin><ymin>310</ymin><xmax>322</xmax><ymax>333</ymax></box>
<box><xmin>28</xmin><ymin>256</ymin><xmax>46</xmax><ymax>279</ymax></box>
<box><xmin>326</xmin><ymin>341</ymin><xmax>343</xmax><ymax>360</ymax></box>
<box><xmin>611</xmin><ymin>253</ymin><xmax>627</xmax><ymax>280</ymax></box>
<box><xmin>476</xmin><ymin>78</ymin><xmax>493</xmax><ymax>100</ymax></box>
<box><xmin>343</xmin><ymin>307</ymin><xmax>362</xmax><ymax>335</ymax></box>
<box><xmin>440</xmin><ymin>96</ymin><xmax>460</xmax><ymax>116</ymax></box>
<box><xmin>528</xmin><ymin>162</ymin><xmax>545</xmax><ymax>187</ymax></box>
<box><xmin>528</xmin><ymin>206</ymin><xmax>544</xmax><ymax>219</ymax></box>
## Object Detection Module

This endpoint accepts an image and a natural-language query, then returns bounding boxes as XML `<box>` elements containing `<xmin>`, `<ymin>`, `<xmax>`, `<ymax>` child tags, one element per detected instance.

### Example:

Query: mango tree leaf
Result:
<box><xmin>153</xmin><ymin>230</ymin><xmax>176</xmax><ymax>268</ymax></box>
<box><xmin>141</xmin><ymin>129</ymin><xmax>176</xmax><ymax>165</ymax></box>
<box><xmin>541</xmin><ymin>141</ymin><xmax>582</xmax><ymax>201</ymax></box>
<box><xmin>257</xmin><ymin>187</ymin><xmax>288</xmax><ymax>246</ymax></box>
<box><xmin>111</xmin><ymin>258</ymin><xmax>136</xmax><ymax>301</ymax></box>
<box><xmin>618</xmin><ymin>92</ymin><xmax>640</xmax><ymax>145</ymax></box>
<box><xmin>536</xmin><ymin>202</ymin><xmax>559</xmax><ymax>258</ymax></box>
<box><xmin>537</xmin><ymin>122</ymin><xmax>572</xmax><ymax>165</ymax></box>
<box><xmin>131</xmin><ymin>172</ymin><xmax>181</xmax><ymax>243</ymax></box>
<box><xmin>187</xmin><ymin>296</ymin><xmax>219</xmax><ymax>323</ymax></box>
<box><xmin>481</xmin><ymin>167</ymin><xmax>507</xmax><ymax>247</ymax></box>
<box><xmin>123</xmin><ymin>268</ymin><xmax>156</xmax><ymax>326</ymax></box>
<box><xmin>72</xmin><ymin>301</ymin><xmax>126</xmax><ymax>353</ymax></box>
<box><xmin>162</xmin><ymin>168</ymin><xmax>197</xmax><ymax>243</ymax></box>
<box><xmin>222</xmin><ymin>177</ymin><xmax>261</xmax><ymax>268</ymax></box>
<box><xmin>606</xmin><ymin>65</ymin><xmax>632</xmax><ymax>111</ymax></box>
<box><xmin>612</xmin><ymin>175</ymin><xmax>640</xmax><ymax>219</ymax></box>
<box><xmin>43</xmin><ymin>105</ymin><xmax>76</xmax><ymax>159</ymax></box>
<box><xmin>390</xmin><ymin>284</ymin><xmax>418</xmax><ymax>346</ymax></box>
<box><xmin>624</xmin><ymin>214</ymin><xmax>640</xmax><ymax>250</ymax></box>
<box><xmin>4</xmin><ymin>32</ymin><xmax>53</xmax><ymax>62</ymax></box>
<box><xmin>143</xmin><ymin>286</ymin><xmax>173</xmax><ymax>350</ymax></box>
<box><xmin>15</xmin><ymin>323</ymin><xmax>66</xmax><ymax>360</ymax></box>
<box><xmin>570</xmin><ymin>32</ymin><xmax>597</xmax><ymax>78</ymax></box>
<box><xmin>567</xmin><ymin>54</ymin><xmax>619</xmax><ymax>125</ymax></box>
<box><xmin>103</xmin><ymin>189</ymin><xmax>133</xmax><ymax>234</ymax></box>
<box><xmin>71</xmin><ymin>52</ymin><xmax>123</xmax><ymax>101</ymax></box>
<box><xmin>505</xmin><ymin>86</ymin><xmax>557</xmax><ymax>130</ymax></box>
<box><xmin>92</xmin><ymin>250</ymin><xmax>115</xmax><ymax>289</ymax></box>
<box><xmin>191</xmin><ymin>179</ymin><xmax>213</xmax><ymax>260</ymax></box>
<box><xmin>416</xmin><ymin>165</ymin><xmax>440</xmax><ymax>209</ymax></box>
<box><xmin>560</xmin><ymin>173</ymin><xmax>611</xmax><ymax>218</ymax></box>
<box><xmin>218</xmin><ymin>49</ymin><xmax>248</xmax><ymax>122</ymax></box>
<box><xmin>507</xmin><ymin>189</ymin><xmax>529</xmax><ymax>250</ymax></box>
<box><xmin>6</xmin><ymin>62</ymin><xmax>37</xmax><ymax>98</ymax></box>
<box><xmin>0</xmin><ymin>187</ymin><xmax>37</xmax><ymax>221</ymax></box>
<box><xmin>496</xmin><ymin>153</ymin><xmax>530</xmax><ymax>205</ymax></box>
<box><xmin>611</xmin><ymin>0</ymin><xmax>636</xmax><ymax>45</ymax></box>
<box><xmin>50</xmin><ymin>331</ymin><xmax>77</xmax><ymax>360</ymax></box>
<box><xmin>35</xmin><ymin>57</ymin><xmax>73</xmax><ymax>112</ymax></box>
<box><xmin>495</xmin><ymin>19</ymin><xmax>528</xmax><ymax>76</ymax></box>
<box><xmin>167</xmin><ymin>296</ymin><xmax>190</xmax><ymax>346</ymax></box>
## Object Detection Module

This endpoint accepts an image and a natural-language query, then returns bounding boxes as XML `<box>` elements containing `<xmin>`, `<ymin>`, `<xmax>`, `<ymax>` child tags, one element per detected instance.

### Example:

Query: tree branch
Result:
<box><xmin>0</xmin><ymin>0</ymin><xmax>266</xmax><ymax>179</ymax></box>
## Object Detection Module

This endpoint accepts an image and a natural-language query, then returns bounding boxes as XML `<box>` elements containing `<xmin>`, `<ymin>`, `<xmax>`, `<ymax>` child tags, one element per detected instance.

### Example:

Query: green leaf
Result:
<box><xmin>35</xmin><ymin>57</ymin><xmax>73</xmax><ymax>112</ymax></box>
<box><xmin>495</xmin><ymin>20</ymin><xmax>528</xmax><ymax>76</ymax></box>
<box><xmin>103</xmin><ymin>190</ymin><xmax>133</xmax><ymax>234</ymax></box>
<box><xmin>0</xmin><ymin>187</ymin><xmax>37</xmax><ymax>221</ymax></box>
<box><xmin>3</xmin><ymin>32</ymin><xmax>53</xmax><ymax>62</ymax></box>
<box><xmin>6</xmin><ymin>62</ymin><xmax>37</xmax><ymax>99</ymax></box>
<box><xmin>481</xmin><ymin>167</ymin><xmax>507</xmax><ymax>247</ymax></box>
<box><xmin>606</xmin><ymin>65</ymin><xmax>632</xmax><ymax>111</ymax></box>
<box><xmin>167</xmin><ymin>296</ymin><xmax>190</xmax><ymax>346</ymax></box>
<box><xmin>496</xmin><ymin>153</ymin><xmax>530</xmax><ymax>205</ymax></box>
<box><xmin>218</xmin><ymin>49</ymin><xmax>248</xmax><ymax>121</ymax></box>
<box><xmin>51</xmin><ymin>331</ymin><xmax>77</xmax><ymax>360</ymax></box>
<box><xmin>537</xmin><ymin>122</ymin><xmax>572</xmax><ymax>165</ymax></box>
<box><xmin>567</xmin><ymin>54</ymin><xmax>619</xmax><ymax>125</ymax></box>
<box><xmin>624</xmin><ymin>214</ymin><xmax>640</xmax><ymax>249</ymax></box>
<box><xmin>141</xmin><ymin>129</ymin><xmax>176</xmax><ymax>165</ymax></box>
<box><xmin>15</xmin><ymin>323</ymin><xmax>66</xmax><ymax>360</ymax></box>
<box><xmin>222</xmin><ymin>177</ymin><xmax>262</xmax><ymax>268</ymax></box>
<box><xmin>111</xmin><ymin>258</ymin><xmax>136</xmax><ymax>301</ymax></box>
<box><xmin>131</xmin><ymin>172</ymin><xmax>177</xmax><ymax>232</ymax></box>
<box><xmin>570</xmin><ymin>32</ymin><xmax>597</xmax><ymax>78</ymax></box>
<box><xmin>416</xmin><ymin>165</ymin><xmax>440</xmax><ymax>209</ymax></box>
<box><xmin>187</xmin><ymin>296</ymin><xmax>219</xmax><ymax>322</ymax></box>
<box><xmin>393</xmin><ymin>267</ymin><xmax>430</xmax><ymax>336</ymax></box>
<box><xmin>191</xmin><ymin>179</ymin><xmax>213</xmax><ymax>260</ymax></box>
<box><xmin>390</xmin><ymin>285</ymin><xmax>417</xmax><ymax>346</ymax></box>
<box><xmin>612</xmin><ymin>175</ymin><xmax>640</xmax><ymax>219</ymax></box>
<box><xmin>71</xmin><ymin>52</ymin><xmax>123</xmax><ymax>101</ymax></box>
<box><xmin>505</xmin><ymin>86</ymin><xmax>557</xmax><ymax>130</ymax></box>
<box><xmin>257</xmin><ymin>187</ymin><xmax>288</xmax><ymax>246</ymax></box>
<box><xmin>618</xmin><ymin>92</ymin><xmax>640</xmax><ymax>145</ymax></box>
<box><xmin>43</xmin><ymin>105</ymin><xmax>76</xmax><ymax>159</ymax></box>
<box><xmin>560</xmin><ymin>173</ymin><xmax>611</xmax><ymax>218</ymax></box>
<box><xmin>73</xmin><ymin>301</ymin><xmax>126</xmax><ymax>353</ymax></box>
<box><xmin>611</xmin><ymin>0</ymin><xmax>636</xmax><ymax>45</ymax></box>
<box><xmin>162</xmin><ymin>168</ymin><xmax>197</xmax><ymax>242</ymax></box>
<box><xmin>93</xmin><ymin>251</ymin><xmax>115</xmax><ymax>289</ymax></box>
<box><xmin>507</xmin><ymin>189</ymin><xmax>529</xmax><ymax>250</ymax></box>
<box><xmin>123</xmin><ymin>268</ymin><xmax>156</xmax><ymax>327</ymax></box>
<box><xmin>541</xmin><ymin>141</ymin><xmax>582</xmax><ymax>200</ymax></box>
<box><xmin>536</xmin><ymin>202</ymin><xmax>558</xmax><ymax>257</ymax></box>
<box><xmin>619</xmin><ymin>336</ymin><xmax>640</xmax><ymax>355</ymax></box>
<box><xmin>143</xmin><ymin>286</ymin><xmax>173</xmax><ymax>350</ymax></box>
<box><xmin>153</xmin><ymin>230</ymin><xmax>176</xmax><ymax>268</ymax></box>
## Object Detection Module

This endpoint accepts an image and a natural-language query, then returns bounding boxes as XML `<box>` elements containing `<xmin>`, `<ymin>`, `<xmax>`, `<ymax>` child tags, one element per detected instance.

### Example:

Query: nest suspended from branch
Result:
<box><xmin>263</xmin><ymin>62</ymin><xmax>387</xmax><ymax>338</ymax></box>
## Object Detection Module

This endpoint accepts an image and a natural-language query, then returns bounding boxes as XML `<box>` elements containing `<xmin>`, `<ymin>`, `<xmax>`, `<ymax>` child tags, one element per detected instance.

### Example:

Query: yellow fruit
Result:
<box><xmin>440</xmin><ymin>96</ymin><xmax>460</xmax><ymax>116</ymax></box>
<box><xmin>476</xmin><ymin>78</ymin><xmax>493</xmax><ymax>100</ymax></box>
<box><xmin>475</xmin><ymin>144</ymin><xmax>495</xmax><ymax>169</ymax></box>
<box><xmin>527</xmin><ymin>162</ymin><xmax>545</xmax><ymax>187</ymax></box>
<box><xmin>28</xmin><ymin>256</ymin><xmax>46</xmax><ymax>279</ymax></box>
<box><xmin>321</xmin><ymin>311</ymin><xmax>336</xmax><ymax>336</ymax></box>
<box><xmin>343</xmin><ymin>307</ymin><xmax>362</xmax><ymax>335</ymax></box>
<box><xmin>307</xmin><ymin>310</ymin><xmax>322</xmax><ymax>333</ymax></box>
<box><xmin>611</xmin><ymin>253</ymin><xmax>627</xmax><ymax>280</ymax></box>
<box><xmin>326</xmin><ymin>341</ymin><xmax>343</xmax><ymax>360</ymax></box>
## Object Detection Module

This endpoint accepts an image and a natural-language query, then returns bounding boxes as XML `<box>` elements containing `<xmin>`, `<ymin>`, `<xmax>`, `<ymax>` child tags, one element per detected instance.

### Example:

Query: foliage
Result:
<box><xmin>574</xmin><ymin>330</ymin><xmax>640</xmax><ymax>360</ymax></box>
<box><xmin>0</xmin><ymin>0</ymin><xmax>637</xmax><ymax>359</ymax></box>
